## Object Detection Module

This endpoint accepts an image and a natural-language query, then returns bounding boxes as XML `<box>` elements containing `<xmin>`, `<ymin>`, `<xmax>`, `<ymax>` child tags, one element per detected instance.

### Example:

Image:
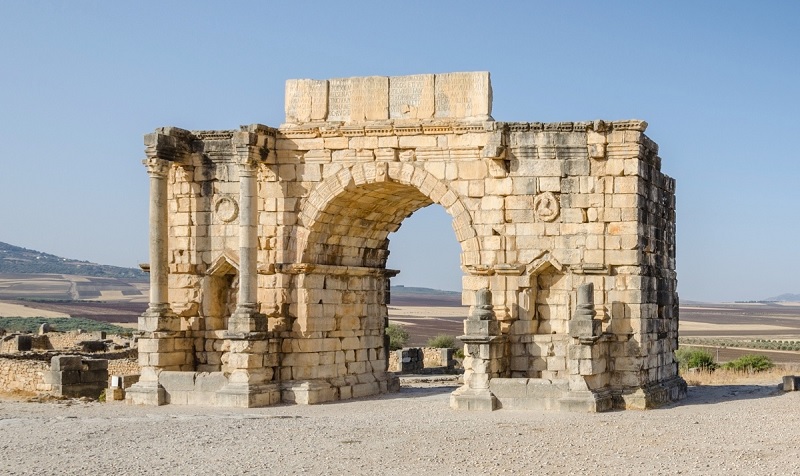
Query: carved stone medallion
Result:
<box><xmin>533</xmin><ymin>192</ymin><xmax>560</xmax><ymax>222</ymax></box>
<box><xmin>214</xmin><ymin>196</ymin><xmax>239</xmax><ymax>223</ymax></box>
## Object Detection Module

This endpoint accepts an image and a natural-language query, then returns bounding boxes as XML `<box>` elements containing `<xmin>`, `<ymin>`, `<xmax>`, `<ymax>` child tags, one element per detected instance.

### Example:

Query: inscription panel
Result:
<box><xmin>389</xmin><ymin>74</ymin><xmax>434</xmax><ymax>120</ymax></box>
<box><xmin>434</xmin><ymin>71</ymin><xmax>492</xmax><ymax>119</ymax></box>
<box><xmin>285</xmin><ymin>79</ymin><xmax>328</xmax><ymax>123</ymax></box>
<box><xmin>287</xmin><ymin>72</ymin><xmax>491</xmax><ymax>123</ymax></box>
<box><xmin>285</xmin><ymin>79</ymin><xmax>311</xmax><ymax>123</ymax></box>
<box><xmin>327</xmin><ymin>78</ymin><xmax>353</xmax><ymax>122</ymax></box>
<box><xmin>351</xmin><ymin>76</ymin><xmax>389</xmax><ymax>122</ymax></box>
<box><xmin>309</xmin><ymin>80</ymin><xmax>328</xmax><ymax>121</ymax></box>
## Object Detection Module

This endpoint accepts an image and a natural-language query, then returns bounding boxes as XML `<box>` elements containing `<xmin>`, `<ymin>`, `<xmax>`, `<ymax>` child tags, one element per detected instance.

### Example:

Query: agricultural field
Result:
<box><xmin>679</xmin><ymin>302</ymin><xmax>800</xmax><ymax>363</ymax></box>
<box><xmin>2</xmin><ymin>272</ymin><xmax>799</xmax><ymax>364</ymax></box>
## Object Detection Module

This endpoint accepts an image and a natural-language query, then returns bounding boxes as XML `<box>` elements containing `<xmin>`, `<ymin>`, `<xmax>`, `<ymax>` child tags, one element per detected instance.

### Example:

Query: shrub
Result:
<box><xmin>724</xmin><ymin>354</ymin><xmax>774</xmax><ymax>372</ymax></box>
<box><xmin>675</xmin><ymin>347</ymin><xmax>717</xmax><ymax>371</ymax></box>
<box><xmin>386</xmin><ymin>323</ymin><xmax>409</xmax><ymax>350</ymax></box>
<box><xmin>454</xmin><ymin>348</ymin><xmax>465</xmax><ymax>359</ymax></box>
<box><xmin>0</xmin><ymin>317</ymin><xmax>131</xmax><ymax>335</ymax></box>
<box><xmin>426</xmin><ymin>334</ymin><xmax>456</xmax><ymax>349</ymax></box>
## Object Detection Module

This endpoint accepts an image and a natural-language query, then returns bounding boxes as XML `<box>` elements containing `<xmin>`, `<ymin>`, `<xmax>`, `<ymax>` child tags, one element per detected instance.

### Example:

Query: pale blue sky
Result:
<box><xmin>1</xmin><ymin>1</ymin><xmax>798</xmax><ymax>302</ymax></box>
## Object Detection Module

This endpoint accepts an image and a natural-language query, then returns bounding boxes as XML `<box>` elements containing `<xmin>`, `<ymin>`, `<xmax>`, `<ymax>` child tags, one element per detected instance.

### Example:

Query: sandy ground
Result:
<box><xmin>0</xmin><ymin>302</ymin><xmax>68</xmax><ymax>318</ymax></box>
<box><xmin>388</xmin><ymin>305</ymin><xmax>467</xmax><ymax>318</ymax></box>
<box><xmin>0</xmin><ymin>379</ymin><xmax>799</xmax><ymax>475</ymax></box>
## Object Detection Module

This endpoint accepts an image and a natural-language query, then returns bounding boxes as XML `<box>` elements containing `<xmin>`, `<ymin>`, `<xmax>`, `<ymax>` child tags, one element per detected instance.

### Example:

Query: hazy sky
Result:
<box><xmin>1</xmin><ymin>1</ymin><xmax>798</xmax><ymax>302</ymax></box>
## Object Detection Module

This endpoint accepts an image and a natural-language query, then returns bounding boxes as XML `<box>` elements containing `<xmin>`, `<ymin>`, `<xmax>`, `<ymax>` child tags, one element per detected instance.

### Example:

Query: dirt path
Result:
<box><xmin>1</xmin><ymin>380</ymin><xmax>798</xmax><ymax>475</ymax></box>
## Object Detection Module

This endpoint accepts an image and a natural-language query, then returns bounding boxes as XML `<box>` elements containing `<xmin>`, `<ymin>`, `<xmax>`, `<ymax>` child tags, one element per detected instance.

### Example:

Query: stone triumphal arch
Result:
<box><xmin>127</xmin><ymin>72</ymin><xmax>686</xmax><ymax>411</ymax></box>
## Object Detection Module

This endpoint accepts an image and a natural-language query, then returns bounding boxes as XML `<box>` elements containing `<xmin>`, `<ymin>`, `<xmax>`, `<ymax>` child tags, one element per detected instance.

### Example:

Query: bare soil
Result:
<box><xmin>1</xmin><ymin>376</ymin><xmax>798</xmax><ymax>475</ymax></box>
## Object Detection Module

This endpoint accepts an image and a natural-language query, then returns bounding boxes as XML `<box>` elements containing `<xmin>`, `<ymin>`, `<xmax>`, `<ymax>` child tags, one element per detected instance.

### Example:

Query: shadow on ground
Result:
<box><xmin>668</xmin><ymin>383</ymin><xmax>784</xmax><ymax>407</ymax></box>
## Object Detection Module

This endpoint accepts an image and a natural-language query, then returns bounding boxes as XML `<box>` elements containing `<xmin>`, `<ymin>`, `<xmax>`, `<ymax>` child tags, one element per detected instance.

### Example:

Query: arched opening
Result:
<box><xmin>287</xmin><ymin>165</ymin><xmax>478</xmax><ymax>389</ymax></box>
<box><xmin>386</xmin><ymin>205</ymin><xmax>465</xmax><ymax>350</ymax></box>
<box><xmin>302</xmin><ymin>180</ymin><xmax>435</xmax><ymax>268</ymax></box>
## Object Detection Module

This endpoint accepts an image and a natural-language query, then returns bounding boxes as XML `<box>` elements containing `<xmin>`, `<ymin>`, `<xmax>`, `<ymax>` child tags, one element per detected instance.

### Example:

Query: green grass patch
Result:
<box><xmin>0</xmin><ymin>317</ymin><xmax>131</xmax><ymax>335</ymax></box>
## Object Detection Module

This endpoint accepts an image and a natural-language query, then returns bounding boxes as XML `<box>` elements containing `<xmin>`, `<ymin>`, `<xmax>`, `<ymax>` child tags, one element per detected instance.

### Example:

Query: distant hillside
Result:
<box><xmin>764</xmin><ymin>293</ymin><xmax>800</xmax><ymax>302</ymax></box>
<box><xmin>390</xmin><ymin>285</ymin><xmax>460</xmax><ymax>297</ymax></box>
<box><xmin>389</xmin><ymin>285</ymin><xmax>462</xmax><ymax>307</ymax></box>
<box><xmin>0</xmin><ymin>242</ymin><xmax>145</xmax><ymax>279</ymax></box>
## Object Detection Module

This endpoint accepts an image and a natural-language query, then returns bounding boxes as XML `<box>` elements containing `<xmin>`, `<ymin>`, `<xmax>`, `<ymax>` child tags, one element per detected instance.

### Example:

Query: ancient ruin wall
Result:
<box><xmin>132</xmin><ymin>72</ymin><xmax>684</xmax><ymax>410</ymax></box>
<box><xmin>0</xmin><ymin>358</ymin><xmax>49</xmax><ymax>394</ymax></box>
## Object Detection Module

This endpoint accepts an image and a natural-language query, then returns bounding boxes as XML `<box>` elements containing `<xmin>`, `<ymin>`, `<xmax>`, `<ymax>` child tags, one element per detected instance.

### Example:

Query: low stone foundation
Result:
<box><xmin>0</xmin><ymin>349</ymin><xmax>139</xmax><ymax>397</ymax></box>
<box><xmin>43</xmin><ymin>355</ymin><xmax>108</xmax><ymax>399</ymax></box>
<box><xmin>388</xmin><ymin>347</ymin><xmax>457</xmax><ymax>373</ymax></box>
<box><xmin>127</xmin><ymin>372</ymin><xmax>400</xmax><ymax>407</ymax></box>
<box><xmin>489</xmin><ymin>375</ymin><xmax>688</xmax><ymax>412</ymax></box>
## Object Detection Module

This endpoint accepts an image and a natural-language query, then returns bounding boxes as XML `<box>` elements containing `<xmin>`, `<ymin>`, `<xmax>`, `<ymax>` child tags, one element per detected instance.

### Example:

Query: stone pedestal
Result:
<box><xmin>227</xmin><ymin>305</ymin><xmax>267</xmax><ymax>333</ymax></box>
<box><xmin>451</xmin><ymin>290</ymin><xmax>506</xmax><ymax>411</ymax></box>
<box><xmin>450</xmin><ymin>332</ymin><xmax>506</xmax><ymax>411</ymax></box>
<box><xmin>216</xmin><ymin>382</ymin><xmax>282</xmax><ymax>408</ymax></box>
<box><xmin>126</xmin><ymin>380</ymin><xmax>166</xmax><ymax>406</ymax></box>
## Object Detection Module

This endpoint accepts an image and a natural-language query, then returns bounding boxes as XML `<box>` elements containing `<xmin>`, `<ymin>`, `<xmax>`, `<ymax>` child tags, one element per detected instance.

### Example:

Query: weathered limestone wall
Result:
<box><xmin>132</xmin><ymin>71</ymin><xmax>684</xmax><ymax>411</ymax></box>
<box><xmin>0</xmin><ymin>357</ymin><xmax>49</xmax><ymax>393</ymax></box>
<box><xmin>109</xmin><ymin>358</ymin><xmax>140</xmax><ymax>376</ymax></box>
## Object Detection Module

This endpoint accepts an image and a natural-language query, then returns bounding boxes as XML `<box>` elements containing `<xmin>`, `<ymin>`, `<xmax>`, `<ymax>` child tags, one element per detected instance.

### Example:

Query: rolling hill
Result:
<box><xmin>0</xmin><ymin>242</ymin><xmax>145</xmax><ymax>279</ymax></box>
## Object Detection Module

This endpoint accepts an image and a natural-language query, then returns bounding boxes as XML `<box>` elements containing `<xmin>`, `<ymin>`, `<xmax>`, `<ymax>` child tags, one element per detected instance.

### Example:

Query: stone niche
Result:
<box><xmin>127</xmin><ymin>71</ymin><xmax>686</xmax><ymax>411</ymax></box>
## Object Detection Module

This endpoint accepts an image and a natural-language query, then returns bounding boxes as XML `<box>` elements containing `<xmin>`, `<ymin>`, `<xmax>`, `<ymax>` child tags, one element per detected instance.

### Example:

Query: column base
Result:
<box><xmin>450</xmin><ymin>386</ymin><xmax>498</xmax><ymax>411</ymax></box>
<box><xmin>558</xmin><ymin>390</ymin><xmax>614</xmax><ymax>412</ymax></box>
<box><xmin>125</xmin><ymin>381</ymin><xmax>166</xmax><ymax>406</ymax></box>
<box><xmin>138</xmin><ymin>304</ymin><xmax>180</xmax><ymax>332</ymax></box>
<box><xmin>615</xmin><ymin>376</ymin><xmax>688</xmax><ymax>410</ymax></box>
<box><xmin>228</xmin><ymin>304</ymin><xmax>267</xmax><ymax>333</ymax></box>
<box><xmin>281</xmin><ymin>380</ymin><xmax>338</xmax><ymax>405</ymax></box>
<box><xmin>216</xmin><ymin>382</ymin><xmax>282</xmax><ymax>408</ymax></box>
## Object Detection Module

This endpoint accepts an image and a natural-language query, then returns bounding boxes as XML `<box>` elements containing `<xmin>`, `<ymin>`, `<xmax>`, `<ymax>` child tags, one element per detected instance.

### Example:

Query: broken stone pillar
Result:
<box><xmin>451</xmin><ymin>288</ymin><xmax>505</xmax><ymax>411</ymax></box>
<box><xmin>569</xmin><ymin>283</ymin><xmax>601</xmax><ymax>339</ymax></box>
<box><xmin>561</xmin><ymin>283</ymin><xmax>612</xmax><ymax>411</ymax></box>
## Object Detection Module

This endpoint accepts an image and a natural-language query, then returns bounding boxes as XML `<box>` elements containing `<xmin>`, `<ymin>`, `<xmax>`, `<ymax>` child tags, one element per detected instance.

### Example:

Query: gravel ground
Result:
<box><xmin>1</xmin><ymin>380</ymin><xmax>799</xmax><ymax>476</ymax></box>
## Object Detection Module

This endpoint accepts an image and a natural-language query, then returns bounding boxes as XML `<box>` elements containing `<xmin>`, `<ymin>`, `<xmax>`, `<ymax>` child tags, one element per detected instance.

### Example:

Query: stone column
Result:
<box><xmin>217</xmin><ymin>132</ymin><xmax>276</xmax><ymax>408</ymax></box>
<box><xmin>128</xmin><ymin>153</ymin><xmax>180</xmax><ymax>406</ymax></box>
<box><xmin>227</xmin><ymin>152</ymin><xmax>267</xmax><ymax>333</ymax></box>
<box><xmin>139</xmin><ymin>157</ymin><xmax>178</xmax><ymax>332</ymax></box>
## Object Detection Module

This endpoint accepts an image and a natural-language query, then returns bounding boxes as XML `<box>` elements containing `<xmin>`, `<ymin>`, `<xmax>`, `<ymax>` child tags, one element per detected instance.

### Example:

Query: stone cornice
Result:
<box><xmin>276</xmin><ymin>263</ymin><xmax>399</xmax><ymax>277</ymax></box>
<box><xmin>275</xmin><ymin>119</ymin><xmax>648</xmax><ymax>140</ymax></box>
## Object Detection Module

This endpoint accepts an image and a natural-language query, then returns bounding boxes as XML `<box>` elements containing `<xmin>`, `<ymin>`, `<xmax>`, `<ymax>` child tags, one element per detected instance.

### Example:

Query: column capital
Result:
<box><xmin>234</xmin><ymin>146</ymin><xmax>265</xmax><ymax>175</ymax></box>
<box><xmin>142</xmin><ymin>157</ymin><xmax>172</xmax><ymax>178</ymax></box>
<box><xmin>232</xmin><ymin>131</ymin><xmax>267</xmax><ymax>175</ymax></box>
<box><xmin>144</xmin><ymin>128</ymin><xmax>193</xmax><ymax>164</ymax></box>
